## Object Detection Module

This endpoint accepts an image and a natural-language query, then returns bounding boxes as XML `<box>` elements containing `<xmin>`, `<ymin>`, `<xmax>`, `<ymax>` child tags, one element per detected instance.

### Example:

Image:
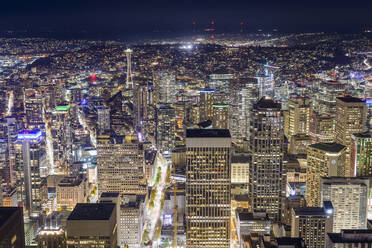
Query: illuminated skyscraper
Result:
<box><xmin>0</xmin><ymin>117</ymin><xmax>20</xmax><ymax>186</ymax></box>
<box><xmin>229</xmin><ymin>78</ymin><xmax>258</xmax><ymax>141</ymax></box>
<box><xmin>125</xmin><ymin>48</ymin><xmax>133</xmax><ymax>89</ymax></box>
<box><xmin>351</xmin><ymin>132</ymin><xmax>372</xmax><ymax>176</ymax></box>
<box><xmin>199</xmin><ymin>89</ymin><xmax>214</xmax><ymax>123</ymax></box>
<box><xmin>256</xmin><ymin>63</ymin><xmax>277</xmax><ymax>99</ymax></box>
<box><xmin>306</xmin><ymin>143</ymin><xmax>346</xmax><ymax>207</ymax></box>
<box><xmin>156</xmin><ymin>104</ymin><xmax>175</xmax><ymax>153</ymax></box>
<box><xmin>249</xmin><ymin>98</ymin><xmax>284</xmax><ymax>222</ymax></box>
<box><xmin>23</xmin><ymin>89</ymin><xmax>44</xmax><ymax>130</ymax></box>
<box><xmin>314</xmin><ymin>80</ymin><xmax>346</xmax><ymax>115</ymax></box>
<box><xmin>97</xmin><ymin>106</ymin><xmax>111</xmax><ymax>133</ymax></box>
<box><xmin>321</xmin><ymin>177</ymin><xmax>369</xmax><ymax>232</ymax></box>
<box><xmin>212</xmin><ymin>104</ymin><xmax>229</xmax><ymax>129</ymax></box>
<box><xmin>309</xmin><ymin>113</ymin><xmax>334</xmax><ymax>143</ymax></box>
<box><xmin>291</xmin><ymin>203</ymin><xmax>334</xmax><ymax>248</ymax></box>
<box><xmin>134</xmin><ymin>84</ymin><xmax>148</xmax><ymax>131</ymax></box>
<box><xmin>289</xmin><ymin>134</ymin><xmax>313</xmax><ymax>155</ymax></box>
<box><xmin>16</xmin><ymin>130</ymin><xmax>46</xmax><ymax>218</ymax></box>
<box><xmin>97</xmin><ymin>136</ymin><xmax>146</xmax><ymax>197</ymax></box>
<box><xmin>208</xmin><ymin>73</ymin><xmax>233</xmax><ymax>95</ymax></box>
<box><xmin>231</xmin><ymin>153</ymin><xmax>250</xmax><ymax>184</ymax></box>
<box><xmin>174</xmin><ymin>101</ymin><xmax>186</xmax><ymax>146</ymax></box>
<box><xmin>335</xmin><ymin>96</ymin><xmax>367</xmax><ymax>176</ymax></box>
<box><xmin>51</xmin><ymin>104</ymin><xmax>73</xmax><ymax>173</ymax></box>
<box><xmin>286</xmin><ymin>97</ymin><xmax>311</xmax><ymax>141</ymax></box>
<box><xmin>153</xmin><ymin>71</ymin><xmax>176</xmax><ymax>105</ymax></box>
<box><xmin>119</xmin><ymin>195</ymin><xmax>144</xmax><ymax>248</ymax></box>
<box><xmin>186</xmin><ymin>129</ymin><xmax>231</xmax><ymax>247</ymax></box>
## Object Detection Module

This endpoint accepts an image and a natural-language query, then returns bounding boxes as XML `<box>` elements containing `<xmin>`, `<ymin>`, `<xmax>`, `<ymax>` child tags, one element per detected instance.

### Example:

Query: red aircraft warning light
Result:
<box><xmin>90</xmin><ymin>74</ymin><xmax>97</xmax><ymax>82</ymax></box>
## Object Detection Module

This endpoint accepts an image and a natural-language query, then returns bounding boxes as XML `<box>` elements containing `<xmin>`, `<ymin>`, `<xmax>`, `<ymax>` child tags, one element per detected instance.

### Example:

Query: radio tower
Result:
<box><xmin>210</xmin><ymin>20</ymin><xmax>215</xmax><ymax>39</ymax></box>
<box><xmin>240</xmin><ymin>21</ymin><xmax>244</xmax><ymax>33</ymax></box>
<box><xmin>125</xmin><ymin>48</ymin><xmax>133</xmax><ymax>89</ymax></box>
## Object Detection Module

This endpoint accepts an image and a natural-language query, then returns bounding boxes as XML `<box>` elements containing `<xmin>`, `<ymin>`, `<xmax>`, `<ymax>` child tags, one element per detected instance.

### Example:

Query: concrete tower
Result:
<box><xmin>125</xmin><ymin>48</ymin><xmax>133</xmax><ymax>89</ymax></box>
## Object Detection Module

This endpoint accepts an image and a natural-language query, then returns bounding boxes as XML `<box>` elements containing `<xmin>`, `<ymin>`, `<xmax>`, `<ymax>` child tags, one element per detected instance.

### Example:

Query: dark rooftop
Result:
<box><xmin>309</xmin><ymin>142</ymin><xmax>345</xmax><ymax>153</ymax></box>
<box><xmin>337</xmin><ymin>96</ymin><xmax>364</xmax><ymax>103</ymax></box>
<box><xmin>328</xmin><ymin>230</ymin><xmax>372</xmax><ymax>243</ymax></box>
<box><xmin>197</xmin><ymin>120</ymin><xmax>212</xmax><ymax>129</ymax></box>
<box><xmin>353</xmin><ymin>131</ymin><xmax>372</xmax><ymax>138</ymax></box>
<box><xmin>234</xmin><ymin>194</ymin><xmax>249</xmax><ymax>202</ymax></box>
<box><xmin>231</xmin><ymin>154</ymin><xmax>250</xmax><ymax>163</ymax></box>
<box><xmin>254</xmin><ymin>97</ymin><xmax>281</xmax><ymax>110</ymax></box>
<box><xmin>238</xmin><ymin>212</ymin><xmax>268</xmax><ymax>221</ymax></box>
<box><xmin>186</xmin><ymin>129</ymin><xmax>231</xmax><ymax>138</ymax></box>
<box><xmin>276</xmin><ymin>237</ymin><xmax>306</xmax><ymax>248</ymax></box>
<box><xmin>0</xmin><ymin>207</ymin><xmax>21</xmax><ymax>227</ymax></box>
<box><xmin>100</xmin><ymin>192</ymin><xmax>120</xmax><ymax>198</ymax></box>
<box><xmin>58</xmin><ymin>176</ymin><xmax>82</xmax><ymax>187</ymax></box>
<box><xmin>323</xmin><ymin>201</ymin><xmax>333</xmax><ymax>211</ymax></box>
<box><xmin>67</xmin><ymin>203</ymin><xmax>115</xmax><ymax>221</ymax></box>
<box><xmin>294</xmin><ymin>207</ymin><xmax>327</xmax><ymax>216</ymax></box>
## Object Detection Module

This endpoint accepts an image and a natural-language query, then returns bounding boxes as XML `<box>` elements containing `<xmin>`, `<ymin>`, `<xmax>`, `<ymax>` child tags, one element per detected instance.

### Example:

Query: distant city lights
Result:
<box><xmin>179</xmin><ymin>44</ymin><xmax>193</xmax><ymax>50</ymax></box>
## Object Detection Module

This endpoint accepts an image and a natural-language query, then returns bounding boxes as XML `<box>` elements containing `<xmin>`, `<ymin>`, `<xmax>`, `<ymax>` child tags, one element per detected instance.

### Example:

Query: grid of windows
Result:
<box><xmin>186</xmin><ymin>141</ymin><xmax>231</xmax><ymax>247</ymax></box>
<box><xmin>249</xmin><ymin>104</ymin><xmax>284</xmax><ymax>222</ymax></box>
<box><xmin>97</xmin><ymin>143</ymin><xmax>146</xmax><ymax>196</ymax></box>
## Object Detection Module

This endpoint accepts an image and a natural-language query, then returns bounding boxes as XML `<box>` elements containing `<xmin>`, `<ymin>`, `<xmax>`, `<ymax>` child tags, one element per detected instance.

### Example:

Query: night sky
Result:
<box><xmin>0</xmin><ymin>0</ymin><xmax>371</xmax><ymax>38</ymax></box>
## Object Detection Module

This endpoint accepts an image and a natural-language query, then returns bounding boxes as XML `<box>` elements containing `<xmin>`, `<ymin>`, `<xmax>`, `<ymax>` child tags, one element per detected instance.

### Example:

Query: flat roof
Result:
<box><xmin>231</xmin><ymin>154</ymin><xmax>250</xmax><ymax>163</ymax></box>
<box><xmin>100</xmin><ymin>192</ymin><xmax>120</xmax><ymax>198</ymax></box>
<box><xmin>0</xmin><ymin>207</ymin><xmax>20</xmax><ymax>227</ymax></box>
<box><xmin>276</xmin><ymin>237</ymin><xmax>305</xmax><ymax>247</ymax></box>
<box><xmin>186</xmin><ymin>129</ymin><xmax>231</xmax><ymax>138</ymax></box>
<box><xmin>254</xmin><ymin>97</ymin><xmax>281</xmax><ymax>109</ymax></box>
<box><xmin>309</xmin><ymin>142</ymin><xmax>345</xmax><ymax>153</ymax></box>
<box><xmin>337</xmin><ymin>96</ymin><xmax>364</xmax><ymax>103</ymax></box>
<box><xmin>294</xmin><ymin>207</ymin><xmax>326</xmax><ymax>216</ymax></box>
<box><xmin>328</xmin><ymin>230</ymin><xmax>372</xmax><ymax>243</ymax></box>
<box><xmin>353</xmin><ymin>132</ymin><xmax>372</xmax><ymax>138</ymax></box>
<box><xmin>67</xmin><ymin>203</ymin><xmax>115</xmax><ymax>221</ymax></box>
<box><xmin>238</xmin><ymin>212</ymin><xmax>268</xmax><ymax>221</ymax></box>
<box><xmin>58</xmin><ymin>176</ymin><xmax>83</xmax><ymax>187</ymax></box>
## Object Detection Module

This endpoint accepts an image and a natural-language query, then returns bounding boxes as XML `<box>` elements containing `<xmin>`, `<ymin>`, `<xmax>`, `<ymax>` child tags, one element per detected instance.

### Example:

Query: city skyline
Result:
<box><xmin>1</xmin><ymin>2</ymin><xmax>372</xmax><ymax>248</ymax></box>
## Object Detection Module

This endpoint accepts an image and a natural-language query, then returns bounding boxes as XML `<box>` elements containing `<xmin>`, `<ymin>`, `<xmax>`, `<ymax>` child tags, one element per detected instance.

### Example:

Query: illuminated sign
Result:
<box><xmin>200</xmin><ymin>89</ymin><xmax>215</xmax><ymax>93</ymax></box>
<box><xmin>55</xmin><ymin>104</ymin><xmax>71</xmax><ymax>111</ymax></box>
<box><xmin>210</xmin><ymin>74</ymin><xmax>234</xmax><ymax>80</ymax></box>
<box><xmin>163</xmin><ymin>215</ymin><xmax>172</xmax><ymax>226</ymax></box>
<box><xmin>212</xmin><ymin>104</ymin><xmax>229</xmax><ymax>108</ymax></box>
<box><xmin>17</xmin><ymin>130</ymin><xmax>42</xmax><ymax>140</ymax></box>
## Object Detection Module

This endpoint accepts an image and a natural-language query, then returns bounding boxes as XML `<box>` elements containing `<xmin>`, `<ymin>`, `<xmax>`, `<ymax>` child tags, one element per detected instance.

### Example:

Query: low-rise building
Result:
<box><xmin>66</xmin><ymin>203</ymin><xmax>117</xmax><ymax>248</ymax></box>
<box><xmin>56</xmin><ymin>176</ymin><xmax>86</xmax><ymax>211</ymax></box>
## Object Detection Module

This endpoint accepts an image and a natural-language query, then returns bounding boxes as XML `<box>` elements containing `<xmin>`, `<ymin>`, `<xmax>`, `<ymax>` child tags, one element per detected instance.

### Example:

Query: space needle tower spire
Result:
<box><xmin>125</xmin><ymin>48</ymin><xmax>133</xmax><ymax>89</ymax></box>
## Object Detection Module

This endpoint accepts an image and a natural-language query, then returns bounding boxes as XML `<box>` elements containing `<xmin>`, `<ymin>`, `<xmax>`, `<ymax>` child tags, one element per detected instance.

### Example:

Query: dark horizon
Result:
<box><xmin>0</xmin><ymin>0</ymin><xmax>371</xmax><ymax>40</ymax></box>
